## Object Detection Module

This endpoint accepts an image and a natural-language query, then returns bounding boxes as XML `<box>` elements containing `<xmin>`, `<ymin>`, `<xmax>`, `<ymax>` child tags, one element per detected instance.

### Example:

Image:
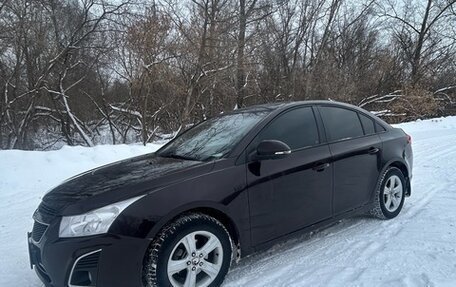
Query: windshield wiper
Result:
<box><xmin>160</xmin><ymin>153</ymin><xmax>199</xmax><ymax>161</ymax></box>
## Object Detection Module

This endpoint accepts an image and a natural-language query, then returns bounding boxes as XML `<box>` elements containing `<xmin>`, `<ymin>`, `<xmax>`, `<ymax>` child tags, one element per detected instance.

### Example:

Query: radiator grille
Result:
<box><xmin>32</xmin><ymin>221</ymin><xmax>48</xmax><ymax>242</ymax></box>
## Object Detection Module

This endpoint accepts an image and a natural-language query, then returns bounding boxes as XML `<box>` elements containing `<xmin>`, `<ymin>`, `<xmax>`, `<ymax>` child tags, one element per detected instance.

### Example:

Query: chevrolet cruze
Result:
<box><xmin>28</xmin><ymin>101</ymin><xmax>413</xmax><ymax>287</ymax></box>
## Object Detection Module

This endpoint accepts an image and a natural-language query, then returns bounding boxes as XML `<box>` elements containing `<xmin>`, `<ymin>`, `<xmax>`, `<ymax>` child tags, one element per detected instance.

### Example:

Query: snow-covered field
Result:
<box><xmin>1</xmin><ymin>117</ymin><xmax>456</xmax><ymax>287</ymax></box>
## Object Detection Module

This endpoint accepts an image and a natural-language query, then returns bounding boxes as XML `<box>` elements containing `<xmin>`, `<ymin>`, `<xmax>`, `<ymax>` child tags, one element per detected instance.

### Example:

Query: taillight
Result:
<box><xmin>406</xmin><ymin>133</ymin><xmax>412</xmax><ymax>144</ymax></box>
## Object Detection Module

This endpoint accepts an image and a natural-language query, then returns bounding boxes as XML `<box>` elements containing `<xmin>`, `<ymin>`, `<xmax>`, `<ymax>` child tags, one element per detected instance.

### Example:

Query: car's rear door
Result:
<box><xmin>318</xmin><ymin>106</ymin><xmax>382</xmax><ymax>215</ymax></box>
<box><xmin>246</xmin><ymin>106</ymin><xmax>333</xmax><ymax>246</ymax></box>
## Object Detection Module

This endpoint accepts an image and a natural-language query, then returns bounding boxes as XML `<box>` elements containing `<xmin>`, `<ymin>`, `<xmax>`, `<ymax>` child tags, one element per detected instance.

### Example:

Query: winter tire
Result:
<box><xmin>370</xmin><ymin>167</ymin><xmax>406</xmax><ymax>219</ymax></box>
<box><xmin>144</xmin><ymin>213</ymin><xmax>233</xmax><ymax>287</ymax></box>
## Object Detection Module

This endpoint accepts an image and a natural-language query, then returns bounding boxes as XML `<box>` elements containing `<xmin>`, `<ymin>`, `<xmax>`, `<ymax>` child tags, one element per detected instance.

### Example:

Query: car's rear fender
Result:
<box><xmin>372</xmin><ymin>158</ymin><xmax>411</xmax><ymax>202</ymax></box>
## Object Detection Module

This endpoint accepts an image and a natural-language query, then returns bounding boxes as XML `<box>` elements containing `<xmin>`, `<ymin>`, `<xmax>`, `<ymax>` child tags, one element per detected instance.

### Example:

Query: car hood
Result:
<box><xmin>38</xmin><ymin>153</ymin><xmax>212</xmax><ymax>217</ymax></box>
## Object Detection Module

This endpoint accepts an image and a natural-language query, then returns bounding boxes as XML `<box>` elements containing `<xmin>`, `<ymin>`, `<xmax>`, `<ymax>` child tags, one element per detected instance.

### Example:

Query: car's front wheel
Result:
<box><xmin>144</xmin><ymin>213</ymin><xmax>233</xmax><ymax>287</ymax></box>
<box><xmin>370</xmin><ymin>167</ymin><xmax>406</xmax><ymax>219</ymax></box>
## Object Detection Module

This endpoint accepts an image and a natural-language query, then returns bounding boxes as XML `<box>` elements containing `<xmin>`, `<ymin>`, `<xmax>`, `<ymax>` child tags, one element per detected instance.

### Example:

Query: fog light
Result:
<box><xmin>69</xmin><ymin>250</ymin><xmax>101</xmax><ymax>287</ymax></box>
<box><xmin>71</xmin><ymin>270</ymin><xmax>93</xmax><ymax>286</ymax></box>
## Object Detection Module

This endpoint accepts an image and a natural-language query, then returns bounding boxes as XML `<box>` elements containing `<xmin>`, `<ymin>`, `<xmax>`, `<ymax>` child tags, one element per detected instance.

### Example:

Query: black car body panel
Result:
<box><xmin>247</xmin><ymin>144</ymin><xmax>333</xmax><ymax>245</ymax></box>
<box><xmin>329</xmin><ymin>134</ymin><xmax>382</xmax><ymax>215</ymax></box>
<box><xmin>28</xmin><ymin>100</ymin><xmax>413</xmax><ymax>287</ymax></box>
<box><xmin>41</xmin><ymin>154</ymin><xmax>210</xmax><ymax>216</ymax></box>
<box><xmin>28</xmin><ymin>223</ymin><xmax>150</xmax><ymax>286</ymax></box>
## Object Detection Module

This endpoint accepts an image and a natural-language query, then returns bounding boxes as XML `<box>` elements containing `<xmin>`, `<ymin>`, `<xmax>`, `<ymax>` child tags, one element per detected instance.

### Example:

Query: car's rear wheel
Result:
<box><xmin>143</xmin><ymin>213</ymin><xmax>233</xmax><ymax>287</ymax></box>
<box><xmin>370</xmin><ymin>167</ymin><xmax>406</xmax><ymax>219</ymax></box>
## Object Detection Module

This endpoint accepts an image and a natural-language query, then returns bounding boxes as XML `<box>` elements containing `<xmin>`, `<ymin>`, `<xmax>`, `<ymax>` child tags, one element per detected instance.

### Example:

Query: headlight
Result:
<box><xmin>59</xmin><ymin>196</ymin><xmax>143</xmax><ymax>238</ymax></box>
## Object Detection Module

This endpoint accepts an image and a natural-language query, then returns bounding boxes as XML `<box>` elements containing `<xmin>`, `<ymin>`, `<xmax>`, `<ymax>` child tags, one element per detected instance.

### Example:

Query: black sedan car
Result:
<box><xmin>28</xmin><ymin>101</ymin><xmax>413</xmax><ymax>287</ymax></box>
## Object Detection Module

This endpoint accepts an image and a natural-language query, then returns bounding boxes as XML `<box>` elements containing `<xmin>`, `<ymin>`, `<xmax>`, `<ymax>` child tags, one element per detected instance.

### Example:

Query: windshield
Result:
<box><xmin>158</xmin><ymin>111</ymin><xmax>268</xmax><ymax>161</ymax></box>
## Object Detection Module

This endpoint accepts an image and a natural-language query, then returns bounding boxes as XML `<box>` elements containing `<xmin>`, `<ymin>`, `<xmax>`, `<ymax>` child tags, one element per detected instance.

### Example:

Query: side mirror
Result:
<box><xmin>255</xmin><ymin>140</ymin><xmax>291</xmax><ymax>161</ymax></box>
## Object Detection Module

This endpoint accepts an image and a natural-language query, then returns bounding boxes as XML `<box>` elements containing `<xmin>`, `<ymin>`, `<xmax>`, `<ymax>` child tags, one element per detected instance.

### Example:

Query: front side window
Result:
<box><xmin>255</xmin><ymin>107</ymin><xmax>320</xmax><ymax>150</ymax></box>
<box><xmin>320</xmin><ymin>106</ymin><xmax>364</xmax><ymax>141</ymax></box>
<box><xmin>158</xmin><ymin>111</ymin><xmax>268</xmax><ymax>161</ymax></box>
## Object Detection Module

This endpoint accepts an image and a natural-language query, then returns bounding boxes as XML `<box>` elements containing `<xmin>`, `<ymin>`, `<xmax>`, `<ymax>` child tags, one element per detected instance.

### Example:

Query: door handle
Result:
<box><xmin>312</xmin><ymin>162</ymin><xmax>330</xmax><ymax>172</ymax></box>
<box><xmin>368</xmin><ymin>147</ymin><xmax>380</xmax><ymax>155</ymax></box>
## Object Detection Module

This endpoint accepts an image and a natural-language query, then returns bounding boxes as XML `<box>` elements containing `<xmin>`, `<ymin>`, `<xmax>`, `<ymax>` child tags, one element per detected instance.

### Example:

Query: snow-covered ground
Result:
<box><xmin>1</xmin><ymin>117</ymin><xmax>456</xmax><ymax>287</ymax></box>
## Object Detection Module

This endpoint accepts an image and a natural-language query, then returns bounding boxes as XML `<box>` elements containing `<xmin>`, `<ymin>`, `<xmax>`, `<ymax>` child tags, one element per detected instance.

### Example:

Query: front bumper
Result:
<box><xmin>28</xmin><ymin>219</ymin><xmax>150</xmax><ymax>287</ymax></box>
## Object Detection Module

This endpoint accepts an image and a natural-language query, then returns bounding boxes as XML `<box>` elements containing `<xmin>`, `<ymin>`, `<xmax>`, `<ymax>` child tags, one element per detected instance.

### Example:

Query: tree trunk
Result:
<box><xmin>411</xmin><ymin>0</ymin><xmax>432</xmax><ymax>84</ymax></box>
<box><xmin>236</xmin><ymin>0</ymin><xmax>247</xmax><ymax>108</ymax></box>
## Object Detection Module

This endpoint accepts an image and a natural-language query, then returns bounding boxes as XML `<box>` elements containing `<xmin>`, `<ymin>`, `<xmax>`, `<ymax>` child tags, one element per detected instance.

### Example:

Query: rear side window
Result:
<box><xmin>320</xmin><ymin>106</ymin><xmax>364</xmax><ymax>141</ymax></box>
<box><xmin>256</xmin><ymin>107</ymin><xmax>319</xmax><ymax>150</ymax></box>
<box><xmin>359</xmin><ymin>113</ymin><xmax>375</xmax><ymax>135</ymax></box>
<box><xmin>376</xmin><ymin>122</ymin><xmax>386</xmax><ymax>132</ymax></box>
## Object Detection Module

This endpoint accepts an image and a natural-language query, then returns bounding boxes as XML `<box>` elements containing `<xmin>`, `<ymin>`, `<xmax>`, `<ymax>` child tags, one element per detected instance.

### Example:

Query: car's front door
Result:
<box><xmin>318</xmin><ymin>106</ymin><xmax>382</xmax><ymax>215</ymax></box>
<box><xmin>246</xmin><ymin>106</ymin><xmax>333</xmax><ymax>246</ymax></box>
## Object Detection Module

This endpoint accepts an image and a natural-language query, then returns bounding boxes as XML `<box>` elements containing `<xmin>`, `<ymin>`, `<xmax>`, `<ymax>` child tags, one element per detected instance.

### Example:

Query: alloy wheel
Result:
<box><xmin>383</xmin><ymin>175</ymin><xmax>403</xmax><ymax>212</ymax></box>
<box><xmin>167</xmin><ymin>231</ymin><xmax>224</xmax><ymax>287</ymax></box>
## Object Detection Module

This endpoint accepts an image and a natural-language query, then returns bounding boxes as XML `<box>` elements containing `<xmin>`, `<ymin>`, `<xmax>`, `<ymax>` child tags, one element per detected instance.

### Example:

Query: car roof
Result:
<box><xmin>227</xmin><ymin>102</ymin><xmax>287</xmax><ymax>114</ymax></box>
<box><xmin>229</xmin><ymin>100</ymin><xmax>362</xmax><ymax>114</ymax></box>
<box><xmin>226</xmin><ymin>100</ymin><xmax>390</xmax><ymax>128</ymax></box>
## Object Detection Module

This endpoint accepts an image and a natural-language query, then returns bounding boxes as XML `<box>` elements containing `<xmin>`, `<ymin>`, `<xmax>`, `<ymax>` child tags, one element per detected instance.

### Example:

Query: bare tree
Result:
<box><xmin>380</xmin><ymin>0</ymin><xmax>456</xmax><ymax>83</ymax></box>
<box><xmin>1</xmin><ymin>0</ymin><xmax>455</xmax><ymax>149</ymax></box>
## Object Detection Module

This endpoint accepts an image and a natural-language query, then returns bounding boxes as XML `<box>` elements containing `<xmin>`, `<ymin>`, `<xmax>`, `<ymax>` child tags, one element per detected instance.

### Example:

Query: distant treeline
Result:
<box><xmin>1</xmin><ymin>0</ymin><xmax>455</xmax><ymax>149</ymax></box>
